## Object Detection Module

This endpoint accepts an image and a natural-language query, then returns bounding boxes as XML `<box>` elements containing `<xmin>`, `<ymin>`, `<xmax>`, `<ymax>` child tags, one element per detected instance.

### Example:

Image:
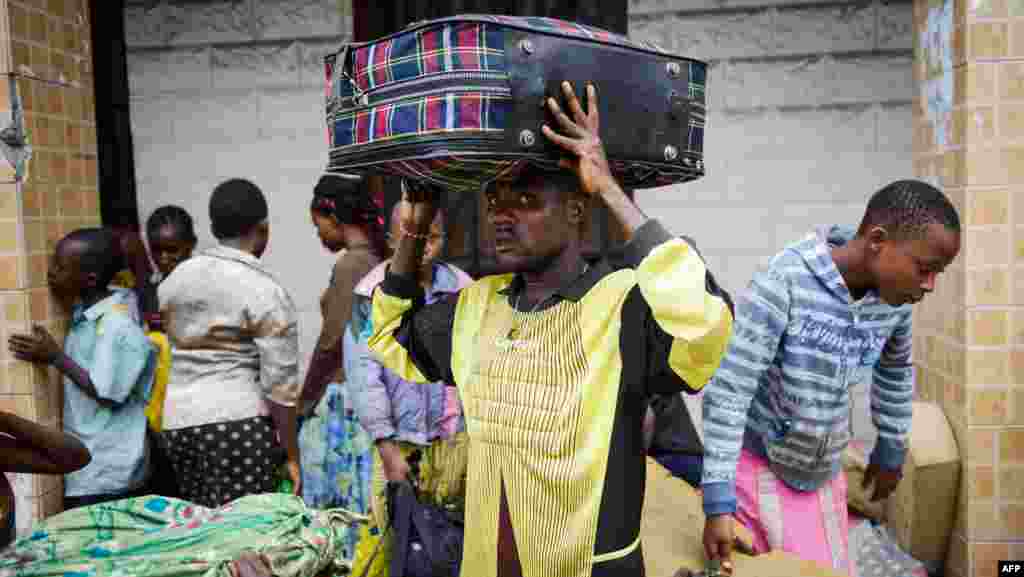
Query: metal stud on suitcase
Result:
<box><xmin>324</xmin><ymin>15</ymin><xmax>707</xmax><ymax>192</ymax></box>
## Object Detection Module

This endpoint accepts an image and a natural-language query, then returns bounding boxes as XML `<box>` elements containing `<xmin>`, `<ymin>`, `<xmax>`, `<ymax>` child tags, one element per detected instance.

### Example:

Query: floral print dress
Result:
<box><xmin>299</xmin><ymin>327</ymin><xmax>374</xmax><ymax>560</ymax></box>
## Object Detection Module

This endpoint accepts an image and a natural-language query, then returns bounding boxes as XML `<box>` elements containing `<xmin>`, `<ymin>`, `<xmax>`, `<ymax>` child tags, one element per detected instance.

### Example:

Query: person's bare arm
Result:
<box><xmin>0</xmin><ymin>411</ymin><xmax>90</xmax><ymax>474</ymax></box>
<box><xmin>8</xmin><ymin>325</ymin><xmax>117</xmax><ymax>408</ymax></box>
<box><xmin>229</xmin><ymin>552</ymin><xmax>274</xmax><ymax>577</ymax></box>
<box><xmin>541</xmin><ymin>81</ymin><xmax>648</xmax><ymax>239</ymax></box>
<box><xmin>390</xmin><ymin>180</ymin><xmax>440</xmax><ymax>280</ymax></box>
<box><xmin>300</xmin><ymin>252</ymin><xmax>374</xmax><ymax>413</ymax></box>
<box><xmin>267</xmin><ymin>401</ymin><xmax>300</xmax><ymax>494</ymax></box>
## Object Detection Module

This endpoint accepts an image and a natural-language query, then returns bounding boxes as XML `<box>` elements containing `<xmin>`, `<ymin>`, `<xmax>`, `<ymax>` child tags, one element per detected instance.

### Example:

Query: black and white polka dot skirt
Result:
<box><xmin>159</xmin><ymin>416</ymin><xmax>285</xmax><ymax>509</ymax></box>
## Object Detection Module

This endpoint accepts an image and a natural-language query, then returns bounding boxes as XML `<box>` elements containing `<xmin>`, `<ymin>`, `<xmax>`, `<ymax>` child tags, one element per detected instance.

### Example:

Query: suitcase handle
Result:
<box><xmin>332</xmin><ymin>44</ymin><xmax>366</xmax><ymax>105</ymax></box>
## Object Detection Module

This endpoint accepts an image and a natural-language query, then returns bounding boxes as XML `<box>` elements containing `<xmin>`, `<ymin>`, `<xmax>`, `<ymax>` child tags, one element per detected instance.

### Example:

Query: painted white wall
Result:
<box><xmin>124</xmin><ymin>0</ymin><xmax>911</xmax><ymax>442</ymax></box>
<box><xmin>125</xmin><ymin>0</ymin><xmax>353</xmax><ymax>375</ymax></box>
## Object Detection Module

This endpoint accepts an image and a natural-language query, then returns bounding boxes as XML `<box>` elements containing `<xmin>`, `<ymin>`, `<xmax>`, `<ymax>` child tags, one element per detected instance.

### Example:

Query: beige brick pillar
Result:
<box><xmin>913</xmin><ymin>0</ymin><xmax>1024</xmax><ymax>574</ymax></box>
<box><xmin>0</xmin><ymin>0</ymin><xmax>100</xmax><ymax>536</ymax></box>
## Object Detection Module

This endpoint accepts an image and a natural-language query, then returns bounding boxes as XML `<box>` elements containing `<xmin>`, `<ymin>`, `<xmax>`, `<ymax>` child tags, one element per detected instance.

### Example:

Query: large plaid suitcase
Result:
<box><xmin>324</xmin><ymin>15</ymin><xmax>707</xmax><ymax>192</ymax></box>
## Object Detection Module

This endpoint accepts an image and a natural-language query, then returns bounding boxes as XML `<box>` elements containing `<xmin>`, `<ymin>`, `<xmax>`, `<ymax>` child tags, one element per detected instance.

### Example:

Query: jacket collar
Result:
<box><xmin>73</xmin><ymin>288</ymin><xmax>133</xmax><ymax>324</ymax></box>
<box><xmin>796</xmin><ymin>225</ymin><xmax>886</xmax><ymax>305</ymax></box>
<box><xmin>496</xmin><ymin>259</ymin><xmax>609</xmax><ymax>303</ymax></box>
<box><xmin>203</xmin><ymin>244</ymin><xmax>265</xmax><ymax>271</ymax></box>
<box><xmin>353</xmin><ymin>260</ymin><xmax>474</xmax><ymax>297</ymax></box>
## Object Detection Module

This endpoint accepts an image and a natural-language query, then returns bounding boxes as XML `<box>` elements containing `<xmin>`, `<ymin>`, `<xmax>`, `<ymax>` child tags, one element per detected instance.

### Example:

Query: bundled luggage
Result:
<box><xmin>324</xmin><ymin>15</ymin><xmax>708</xmax><ymax>192</ymax></box>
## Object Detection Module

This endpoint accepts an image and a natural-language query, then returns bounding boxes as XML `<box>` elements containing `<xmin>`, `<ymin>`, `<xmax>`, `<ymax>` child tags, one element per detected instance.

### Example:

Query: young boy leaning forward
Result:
<box><xmin>9</xmin><ymin>229</ymin><xmax>156</xmax><ymax>510</ymax></box>
<box><xmin>701</xmin><ymin>180</ymin><xmax>961</xmax><ymax>575</ymax></box>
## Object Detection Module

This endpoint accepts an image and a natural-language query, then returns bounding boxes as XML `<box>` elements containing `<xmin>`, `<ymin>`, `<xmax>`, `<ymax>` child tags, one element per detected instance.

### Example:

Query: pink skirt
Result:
<box><xmin>734</xmin><ymin>448</ymin><xmax>855</xmax><ymax>576</ymax></box>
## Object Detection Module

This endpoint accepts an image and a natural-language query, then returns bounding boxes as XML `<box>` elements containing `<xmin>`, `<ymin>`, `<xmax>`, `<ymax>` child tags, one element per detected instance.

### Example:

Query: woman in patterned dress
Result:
<box><xmin>298</xmin><ymin>174</ymin><xmax>388</xmax><ymax>558</ymax></box>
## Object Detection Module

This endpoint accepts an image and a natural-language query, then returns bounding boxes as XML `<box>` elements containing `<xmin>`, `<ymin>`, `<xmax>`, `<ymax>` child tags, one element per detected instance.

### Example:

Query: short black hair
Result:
<box><xmin>859</xmin><ymin>180</ymin><xmax>960</xmax><ymax>240</ymax></box>
<box><xmin>58</xmin><ymin>228</ymin><xmax>120</xmax><ymax>287</ymax></box>
<box><xmin>209</xmin><ymin>179</ymin><xmax>268</xmax><ymax>240</ymax></box>
<box><xmin>146</xmin><ymin>205</ymin><xmax>197</xmax><ymax>244</ymax></box>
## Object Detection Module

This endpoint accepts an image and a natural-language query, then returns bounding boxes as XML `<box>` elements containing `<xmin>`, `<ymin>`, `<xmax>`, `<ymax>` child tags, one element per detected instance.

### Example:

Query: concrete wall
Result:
<box><xmin>629</xmin><ymin>0</ymin><xmax>914</xmax><ymax>291</ymax></box>
<box><xmin>123</xmin><ymin>0</ymin><xmax>914</xmax><ymax>441</ymax></box>
<box><xmin>2</xmin><ymin>0</ymin><xmax>102</xmax><ymax>535</ymax></box>
<box><xmin>124</xmin><ymin>0</ymin><xmax>352</xmax><ymax>373</ymax></box>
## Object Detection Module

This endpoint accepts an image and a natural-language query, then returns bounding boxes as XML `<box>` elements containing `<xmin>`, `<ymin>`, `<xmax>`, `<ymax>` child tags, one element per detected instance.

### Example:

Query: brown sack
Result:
<box><xmin>641</xmin><ymin>458</ymin><xmax>846</xmax><ymax>577</ymax></box>
<box><xmin>884</xmin><ymin>402</ymin><xmax>961</xmax><ymax>569</ymax></box>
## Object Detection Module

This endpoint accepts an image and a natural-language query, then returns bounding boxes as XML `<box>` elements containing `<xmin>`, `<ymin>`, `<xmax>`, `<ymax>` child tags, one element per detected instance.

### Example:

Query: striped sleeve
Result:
<box><xmin>701</xmin><ymin>266</ymin><xmax>790</xmax><ymax>516</ymax></box>
<box><xmin>624</xmin><ymin>220</ymin><xmax>734</xmax><ymax>393</ymax></box>
<box><xmin>869</xmin><ymin>310</ymin><xmax>914</xmax><ymax>471</ymax></box>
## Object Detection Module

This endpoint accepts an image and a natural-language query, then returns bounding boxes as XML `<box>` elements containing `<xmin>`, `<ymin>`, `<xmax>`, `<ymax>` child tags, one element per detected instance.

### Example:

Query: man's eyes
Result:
<box><xmin>484</xmin><ymin>193</ymin><xmax>536</xmax><ymax>208</ymax></box>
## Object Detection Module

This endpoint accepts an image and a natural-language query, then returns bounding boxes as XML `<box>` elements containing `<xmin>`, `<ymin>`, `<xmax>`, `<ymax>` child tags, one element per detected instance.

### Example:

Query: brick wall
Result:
<box><xmin>912</xmin><ymin>0</ymin><xmax>1024</xmax><ymax>573</ymax></box>
<box><xmin>0</xmin><ymin>0</ymin><xmax>100</xmax><ymax>536</ymax></box>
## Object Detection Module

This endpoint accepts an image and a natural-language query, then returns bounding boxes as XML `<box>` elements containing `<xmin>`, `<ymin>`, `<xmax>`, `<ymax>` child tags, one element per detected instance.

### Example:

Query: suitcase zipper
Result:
<box><xmin>331</xmin><ymin>133</ymin><xmax>506</xmax><ymax>157</ymax></box>
<box><xmin>344</xmin><ymin>70</ymin><xmax>509</xmax><ymax>106</ymax></box>
<box><xmin>329</xmin><ymin>85</ymin><xmax>513</xmax><ymax>124</ymax></box>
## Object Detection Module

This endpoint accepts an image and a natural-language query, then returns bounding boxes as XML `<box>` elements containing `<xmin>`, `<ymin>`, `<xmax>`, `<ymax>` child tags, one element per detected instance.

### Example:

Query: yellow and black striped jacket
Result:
<box><xmin>367</xmin><ymin>219</ymin><xmax>733</xmax><ymax>577</ymax></box>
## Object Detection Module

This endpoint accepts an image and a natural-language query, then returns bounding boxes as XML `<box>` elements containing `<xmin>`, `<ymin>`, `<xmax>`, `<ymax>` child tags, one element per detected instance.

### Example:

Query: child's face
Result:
<box><xmin>870</xmin><ymin>222</ymin><xmax>961</xmax><ymax>306</ymax></box>
<box><xmin>388</xmin><ymin>213</ymin><xmax>445</xmax><ymax>273</ymax></box>
<box><xmin>47</xmin><ymin>243</ymin><xmax>89</xmax><ymax>303</ymax></box>
<box><xmin>149</xmin><ymin>224</ymin><xmax>195</xmax><ymax>277</ymax></box>
<box><xmin>420</xmin><ymin>217</ymin><xmax>446</xmax><ymax>269</ymax></box>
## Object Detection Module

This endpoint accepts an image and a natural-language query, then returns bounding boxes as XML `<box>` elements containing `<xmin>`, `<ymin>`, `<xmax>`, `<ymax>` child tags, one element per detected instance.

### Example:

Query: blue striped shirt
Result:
<box><xmin>701</xmin><ymin>226</ymin><xmax>914</xmax><ymax>516</ymax></box>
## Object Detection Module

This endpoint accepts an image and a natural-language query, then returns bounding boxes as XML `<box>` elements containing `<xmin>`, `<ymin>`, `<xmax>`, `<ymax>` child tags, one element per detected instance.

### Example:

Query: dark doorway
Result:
<box><xmin>89</xmin><ymin>0</ymin><xmax>139</xmax><ymax>229</ymax></box>
<box><xmin>352</xmin><ymin>1</ymin><xmax>628</xmax><ymax>43</ymax></box>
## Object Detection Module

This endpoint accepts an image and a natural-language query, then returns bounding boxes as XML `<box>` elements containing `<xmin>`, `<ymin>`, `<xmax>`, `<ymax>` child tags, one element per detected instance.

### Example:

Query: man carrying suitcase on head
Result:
<box><xmin>363</xmin><ymin>80</ymin><xmax>734</xmax><ymax>577</ymax></box>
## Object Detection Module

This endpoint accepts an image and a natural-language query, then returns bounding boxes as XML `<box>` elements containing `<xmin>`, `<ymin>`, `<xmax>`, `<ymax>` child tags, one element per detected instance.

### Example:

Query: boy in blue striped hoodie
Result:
<box><xmin>701</xmin><ymin>180</ymin><xmax>961</xmax><ymax>575</ymax></box>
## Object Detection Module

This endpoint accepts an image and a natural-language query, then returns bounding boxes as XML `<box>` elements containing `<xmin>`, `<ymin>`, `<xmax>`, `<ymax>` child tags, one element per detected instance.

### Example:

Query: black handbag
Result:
<box><xmin>387</xmin><ymin>480</ymin><xmax>464</xmax><ymax>577</ymax></box>
<box><xmin>355</xmin><ymin>479</ymin><xmax>465</xmax><ymax>577</ymax></box>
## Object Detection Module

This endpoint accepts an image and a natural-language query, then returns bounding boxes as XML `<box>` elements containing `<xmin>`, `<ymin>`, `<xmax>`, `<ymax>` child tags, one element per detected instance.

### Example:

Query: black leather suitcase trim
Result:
<box><xmin>502</xmin><ymin>28</ymin><xmax>700</xmax><ymax>175</ymax></box>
